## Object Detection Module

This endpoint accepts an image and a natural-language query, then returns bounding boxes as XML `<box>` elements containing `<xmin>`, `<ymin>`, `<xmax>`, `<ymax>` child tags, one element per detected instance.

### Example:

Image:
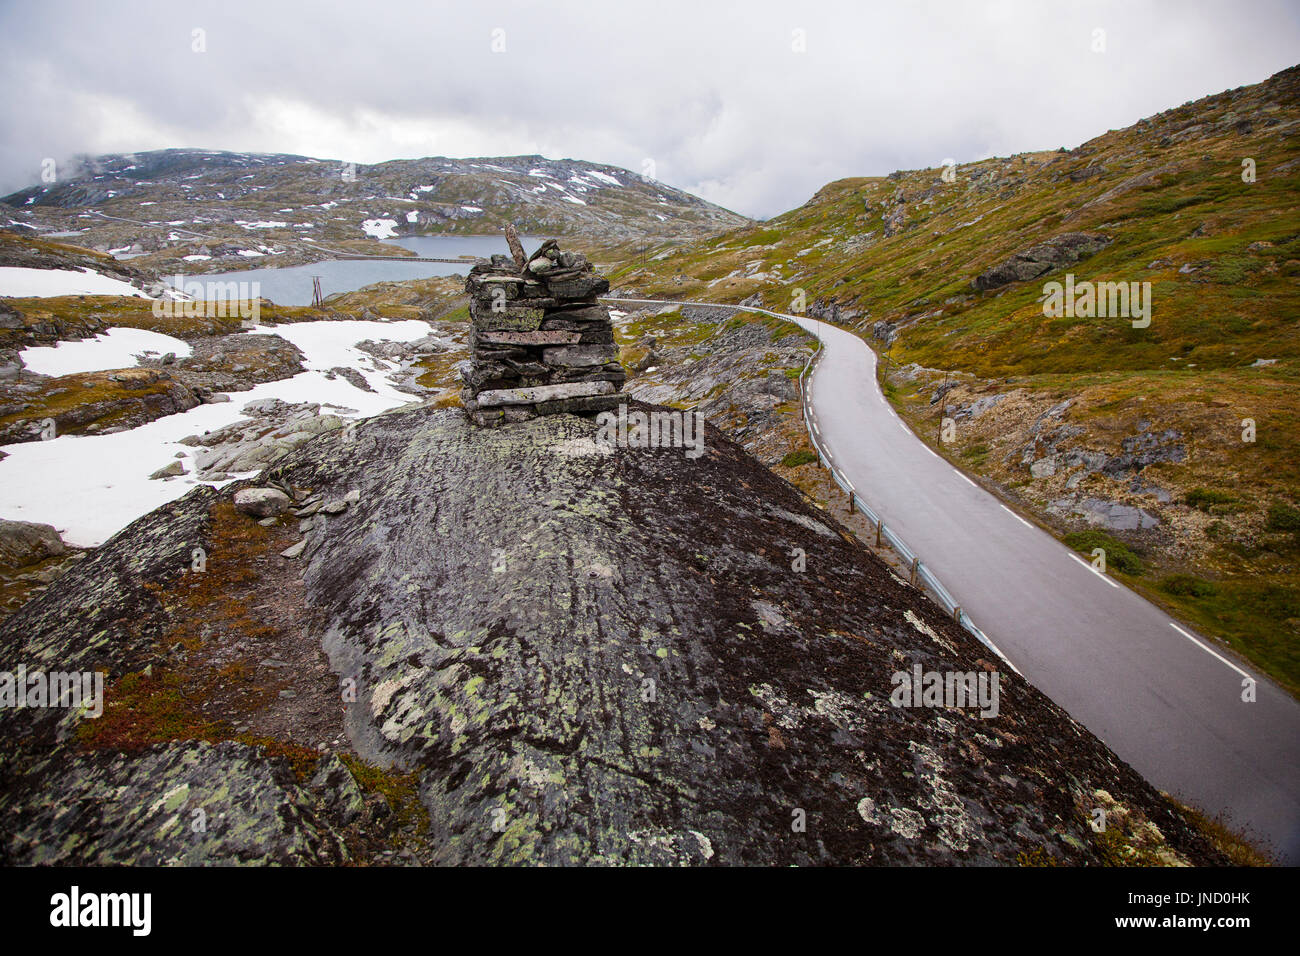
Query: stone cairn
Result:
<box><xmin>461</xmin><ymin>228</ymin><xmax>626</xmax><ymax>426</ymax></box>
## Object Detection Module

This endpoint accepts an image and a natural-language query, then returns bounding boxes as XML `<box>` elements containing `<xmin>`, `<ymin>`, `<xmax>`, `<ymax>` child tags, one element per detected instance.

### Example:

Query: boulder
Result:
<box><xmin>0</xmin><ymin>519</ymin><xmax>65</xmax><ymax>571</ymax></box>
<box><xmin>233</xmin><ymin>487</ymin><xmax>291</xmax><ymax>518</ymax></box>
<box><xmin>149</xmin><ymin>460</ymin><xmax>185</xmax><ymax>480</ymax></box>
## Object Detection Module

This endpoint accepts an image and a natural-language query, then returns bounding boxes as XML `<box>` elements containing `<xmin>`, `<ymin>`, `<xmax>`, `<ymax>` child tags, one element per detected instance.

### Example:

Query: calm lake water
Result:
<box><xmin>170</xmin><ymin>235</ymin><xmax>543</xmax><ymax>306</ymax></box>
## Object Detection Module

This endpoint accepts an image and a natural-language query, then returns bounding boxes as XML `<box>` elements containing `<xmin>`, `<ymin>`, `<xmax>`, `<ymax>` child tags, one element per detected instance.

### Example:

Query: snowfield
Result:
<box><xmin>0</xmin><ymin>266</ymin><xmax>147</xmax><ymax>298</ymax></box>
<box><xmin>19</xmin><ymin>328</ymin><xmax>194</xmax><ymax>376</ymax></box>
<box><xmin>0</xmin><ymin>318</ymin><xmax>440</xmax><ymax>546</ymax></box>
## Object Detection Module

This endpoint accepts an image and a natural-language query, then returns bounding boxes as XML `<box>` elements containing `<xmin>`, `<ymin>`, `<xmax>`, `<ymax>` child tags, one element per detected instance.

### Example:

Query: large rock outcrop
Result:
<box><xmin>971</xmin><ymin>232</ymin><xmax>1111</xmax><ymax>291</ymax></box>
<box><xmin>0</xmin><ymin>403</ymin><xmax>1225</xmax><ymax>865</ymax></box>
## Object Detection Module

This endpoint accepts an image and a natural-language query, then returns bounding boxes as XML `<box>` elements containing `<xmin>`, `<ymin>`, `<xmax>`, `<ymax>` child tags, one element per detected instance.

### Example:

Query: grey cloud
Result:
<box><xmin>0</xmin><ymin>0</ymin><xmax>1296</xmax><ymax>218</ymax></box>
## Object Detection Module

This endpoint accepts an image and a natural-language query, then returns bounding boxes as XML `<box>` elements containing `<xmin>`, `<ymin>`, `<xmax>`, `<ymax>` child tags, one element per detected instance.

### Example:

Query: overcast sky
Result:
<box><xmin>1</xmin><ymin>0</ymin><xmax>1296</xmax><ymax>219</ymax></box>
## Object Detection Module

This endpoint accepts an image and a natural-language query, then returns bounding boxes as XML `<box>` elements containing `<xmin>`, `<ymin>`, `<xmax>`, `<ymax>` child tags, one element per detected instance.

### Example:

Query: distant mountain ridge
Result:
<box><xmin>0</xmin><ymin>148</ymin><xmax>749</xmax><ymax>267</ymax></box>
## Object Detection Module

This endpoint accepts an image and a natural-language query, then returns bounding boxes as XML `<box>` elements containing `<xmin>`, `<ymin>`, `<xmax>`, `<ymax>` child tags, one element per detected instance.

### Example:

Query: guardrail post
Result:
<box><xmin>909</xmin><ymin>557</ymin><xmax>919</xmax><ymax>587</ymax></box>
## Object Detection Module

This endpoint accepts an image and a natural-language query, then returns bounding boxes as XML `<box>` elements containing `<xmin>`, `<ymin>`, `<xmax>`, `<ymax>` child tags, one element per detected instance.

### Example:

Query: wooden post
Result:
<box><xmin>938</xmin><ymin>370</ymin><xmax>950</xmax><ymax>444</ymax></box>
<box><xmin>909</xmin><ymin>557</ymin><xmax>919</xmax><ymax>587</ymax></box>
<box><xmin>875</xmin><ymin>519</ymin><xmax>882</xmax><ymax>547</ymax></box>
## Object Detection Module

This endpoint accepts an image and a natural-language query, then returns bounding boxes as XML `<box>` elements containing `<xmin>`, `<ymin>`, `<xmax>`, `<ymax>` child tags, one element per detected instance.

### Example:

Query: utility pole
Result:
<box><xmin>311</xmin><ymin>276</ymin><xmax>324</xmax><ymax>310</ymax></box>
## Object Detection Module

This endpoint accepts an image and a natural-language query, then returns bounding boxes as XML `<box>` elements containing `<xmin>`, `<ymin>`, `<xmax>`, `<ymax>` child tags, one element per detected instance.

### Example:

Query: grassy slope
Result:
<box><xmin>599</xmin><ymin>65</ymin><xmax>1300</xmax><ymax>693</ymax></box>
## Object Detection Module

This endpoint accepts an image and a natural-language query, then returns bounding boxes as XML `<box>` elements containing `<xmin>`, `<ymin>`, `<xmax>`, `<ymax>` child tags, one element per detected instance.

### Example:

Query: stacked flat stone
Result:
<box><xmin>462</xmin><ymin>239</ymin><xmax>626</xmax><ymax>426</ymax></box>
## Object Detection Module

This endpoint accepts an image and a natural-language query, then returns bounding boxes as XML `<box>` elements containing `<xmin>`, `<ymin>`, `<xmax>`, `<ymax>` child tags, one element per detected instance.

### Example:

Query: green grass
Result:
<box><xmin>1156</xmin><ymin>577</ymin><xmax>1300</xmax><ymax>694</ymax></box>
<box><xmin>780</xmin><ymin>449</ymin><xmax>818</xmax><ymax>468</ymax></box>
<box><xmin>1063</xmin><ymin>530</ymin><xmax>1145</xmax><ymax>576</ymax></box>
<box><xmin>1265</xmin><ymin>501</ymin><xmax>1300</xmax><ymax>534</ymax></box>
<box><xmin>960</xmin><ymin>442</ymin><xmax>990</xmax><ymax>468</ymax></box>
<box><xmin>1184</xmin><ymin>487</ymin><xmax>1241</xmax><ymax>513</ymax></box>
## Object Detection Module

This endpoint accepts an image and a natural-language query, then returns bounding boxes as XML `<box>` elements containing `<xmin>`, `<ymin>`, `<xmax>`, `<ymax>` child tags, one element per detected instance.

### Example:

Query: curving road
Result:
<box><xmin>607</xmin><ymin>296</ymin><xmax>1300</xmax><ymax>863</ymax></box>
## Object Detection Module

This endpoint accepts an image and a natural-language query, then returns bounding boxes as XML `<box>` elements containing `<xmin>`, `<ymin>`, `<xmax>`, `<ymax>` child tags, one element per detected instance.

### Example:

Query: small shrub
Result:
<box><xmin>1159</xmin><ymin>574</ymin><xmax>1219</xmax><ymax>599</ymax></box>
<box><xmin>961</xmin><ymin>443</ymin><xmax>990</xmax><ymax>467</ymax></box>
<box><xmin>781</xmin><ymin>449</ymin><xmax>818</xmax><ymax>468</ymax></box>
<box><xmin>1184</xmin><ymin>487</ymin><xmax>1238</xmax><ymax>513</ymax></box>
<box><xmin>1264</xmin><ymin>501</ymin><xmax>1300</xmax><ymax>534</ymax></box>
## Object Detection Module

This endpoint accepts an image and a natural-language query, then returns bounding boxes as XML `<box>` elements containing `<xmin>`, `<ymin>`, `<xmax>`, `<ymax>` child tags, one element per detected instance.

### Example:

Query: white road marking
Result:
<box><xmin>999</xmin><ymin>504</ymin><xmax>1033</xmax><ymax>529</ymax></box>
<box><xmin>1068</xmin><ymin>551</ymin><xmax>1120</xmax><ymax>589</ymax></box>
<box><xmin>955</xmin><ymin>470</ymin><xmax>977</xmax><ymax>488</ymax></box>
<box><xmin>1170</xmin><ymin>623</ymin><xmax>1254</xmax><ymax>681</ymax></box>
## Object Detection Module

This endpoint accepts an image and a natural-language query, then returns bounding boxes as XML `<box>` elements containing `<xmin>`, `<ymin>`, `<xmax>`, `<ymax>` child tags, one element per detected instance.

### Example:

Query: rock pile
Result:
<box><xmin>461</xmin><ymin>234</ymin><xmax>626</xmax><ymax>426</ymax></box>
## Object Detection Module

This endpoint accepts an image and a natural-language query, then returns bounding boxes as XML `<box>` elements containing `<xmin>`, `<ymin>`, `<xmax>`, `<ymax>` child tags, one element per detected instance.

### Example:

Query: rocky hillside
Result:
<box><xmin>0</xmin><ymin>149</ymin><xmax>749</xmax><ymax>272</ymax></box>
<box><xmin>0</xmin><ymin>403</ymin><xmax>1229</xmax><ymax>865</ymax></box>
<box><xmin>615</xmin><ymin>303</ymin><xmax>811</xmax><ymax>457</ymax></box>
<box><xmin>602</xmin><ymin>64</ymin><xmax>1300</xmax><ymax>694</ymax></box>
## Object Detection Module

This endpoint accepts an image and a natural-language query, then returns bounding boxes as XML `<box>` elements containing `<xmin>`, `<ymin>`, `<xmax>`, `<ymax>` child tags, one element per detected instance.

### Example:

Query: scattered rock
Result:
<box><xmin>234</xmin><ymin>487</ymin><xmax>291</xmax><ymax>518</ymax></box>
<box><xmin>280</xmin><ymin>539</ymin><xmax>307</xmax><ymax>559</ymax></box>
<box><xmin>1030</xmin><ymin>458</ymin><xmax>1058</xmax><ymax>479</ymax></box>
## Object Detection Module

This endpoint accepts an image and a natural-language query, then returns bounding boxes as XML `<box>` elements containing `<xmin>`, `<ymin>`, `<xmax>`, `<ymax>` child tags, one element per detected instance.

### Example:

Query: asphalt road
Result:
<box><xmin>609</xmin><ymin>296</ymin><xmax>1300</xmax><ymax>863</ymax></box>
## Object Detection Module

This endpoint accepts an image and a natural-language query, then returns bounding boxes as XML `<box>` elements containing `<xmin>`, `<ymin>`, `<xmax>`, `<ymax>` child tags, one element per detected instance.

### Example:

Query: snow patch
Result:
<box><xmin>19</xmin><ymin>328</ymin><xmax>194</xmax><ymax>377</ymax></box>
<box><xmin>361</xmin><ymin>218</ymin><xmax>399</xmax><ymax>239</ymax></box>
<box><xmin>0</xmin><ymin>319</ymin><xmax>434</xmax><ymax>546</ymax></box>
<box><xmin>0</xmin><ymin>267</ymin><xmax>146</xmax><ymax>299</ymax></box>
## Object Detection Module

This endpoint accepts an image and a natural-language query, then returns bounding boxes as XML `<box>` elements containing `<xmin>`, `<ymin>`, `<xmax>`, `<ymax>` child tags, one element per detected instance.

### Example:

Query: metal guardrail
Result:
<box><xmin>606</xmin><ymin>294</ymin><xmax>1016</xmax><ymax>669</ymax></box>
